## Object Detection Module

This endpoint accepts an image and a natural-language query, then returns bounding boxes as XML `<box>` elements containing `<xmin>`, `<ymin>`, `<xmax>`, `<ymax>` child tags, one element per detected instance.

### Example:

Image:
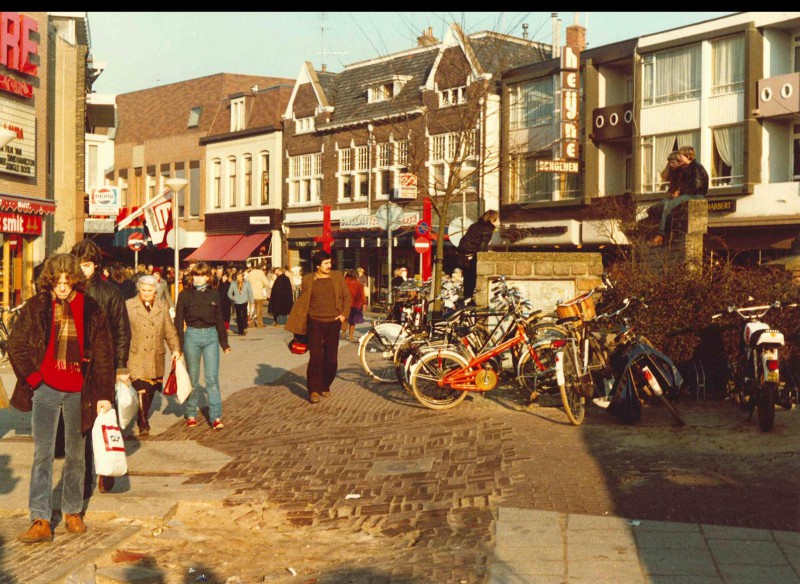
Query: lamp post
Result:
<box><xmin>165</xmin><ymin>177</ymin><xmax>188</xmax><ymax>305</ymax></box>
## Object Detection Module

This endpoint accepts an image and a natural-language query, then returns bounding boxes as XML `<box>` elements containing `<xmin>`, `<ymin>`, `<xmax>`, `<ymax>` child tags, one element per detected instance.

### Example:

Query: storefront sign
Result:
<box><xmin>0</xmin><ymin>13</ymin><xmax>39</xmax><ymax>78</ymax></box>
<box><xmin>89</xmin><ymin>186</ymin><xmax>121</xmax><ymax>215</ymax></box>
<box><xmin>0</xmin><ymin>194</ymin><xmax>54</xmax><ymax>214</ymax></box>
<box><xmin>340</xmin><ymin>211</ymin><xmax>419</xmax><ymax>230</ymax></box>
<box><xmin>0</xmin><ymin>100</ymin><xmax>35</xmax><ymax>177</ymax></box>
<box><xmin>536</xmin><ymin>159</ymin><xmax>579</xmax><ymax>173</ymax></box>
<box><xmin>0</xmin><ymin>211</ymin><xmax>41</xmax><ymax>234</ymax></box>
<box><xmin>397</xmin><ymin>173</ymin><xmax>418</xmax><ymax>200</ymax></box>
<box><xmin>707</xmin><ymin>199</ymin><xmax>737</xmax><ymax>214</ymax></box>
<box><xmin>249</xmin><ymin>216</ymin><xmax>270</xmax><ymax>224</ymax></box>
<box><xmin>84</xmin><ymin>217</ymin><xmax>115</xmax><ymax>233</ymax></box>
<box><xmin>0</xmin><ymin>73</ymin><xmax>31</xmax><ymax>98</ymax></box>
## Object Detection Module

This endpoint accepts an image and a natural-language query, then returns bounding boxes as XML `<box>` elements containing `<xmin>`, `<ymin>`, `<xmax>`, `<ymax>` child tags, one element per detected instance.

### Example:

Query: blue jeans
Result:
<box><xmin>183</xmin><ymin>326</ymin><xmax>222</xmax><ymax>422</ymax></box>
<box><xmin>30</xmin><ymin>384</ymin><xmax>85</xmax><ymax>520</ymax></box>
<box><xmin>659</xmin><ymin>194</ymin><xmax>705</xmax><ymax>235</ymax></box>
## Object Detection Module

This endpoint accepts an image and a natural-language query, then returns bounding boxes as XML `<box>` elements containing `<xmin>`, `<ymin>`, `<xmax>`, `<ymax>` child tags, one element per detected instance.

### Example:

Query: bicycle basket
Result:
<box><xmin>556</xmin><ymin>292</ymin><xmax>596</xmax><ymax>323</ymax></box>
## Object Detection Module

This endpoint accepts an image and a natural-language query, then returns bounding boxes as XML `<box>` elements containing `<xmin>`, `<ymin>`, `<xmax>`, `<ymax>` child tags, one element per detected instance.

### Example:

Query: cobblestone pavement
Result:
<box><xmin>152</xmin><ymin>341</ymin><xmax>800</xmax><ymax>582</ymax></box>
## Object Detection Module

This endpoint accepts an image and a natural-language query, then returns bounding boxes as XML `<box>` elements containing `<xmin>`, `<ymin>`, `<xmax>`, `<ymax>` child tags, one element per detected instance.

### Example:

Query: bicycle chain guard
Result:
<box><xmin>474</xmin><ymin>368</ymin><xmax>498</xmax><ymax>391</ymax></box>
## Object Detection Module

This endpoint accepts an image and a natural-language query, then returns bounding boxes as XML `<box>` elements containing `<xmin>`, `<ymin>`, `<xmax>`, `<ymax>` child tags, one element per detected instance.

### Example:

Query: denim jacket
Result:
<box><xmin>227</xmin><ymin>281</ymin><xmax>254</xmax><ymax>305</ymax></box>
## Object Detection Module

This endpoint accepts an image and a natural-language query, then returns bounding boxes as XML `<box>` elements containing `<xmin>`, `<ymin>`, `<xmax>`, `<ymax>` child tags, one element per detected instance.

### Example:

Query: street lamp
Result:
<box><xmin>165</xmin><ymin>177</ymin><xmax>188</xmax><ymax>305</ymax></box>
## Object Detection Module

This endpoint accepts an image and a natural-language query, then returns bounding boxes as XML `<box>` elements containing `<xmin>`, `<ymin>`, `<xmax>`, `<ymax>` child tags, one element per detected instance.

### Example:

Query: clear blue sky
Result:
<box><xmin>88</xmin><ymin>11</ymin><xmax>734</xmax><ymax>95</ymax></box>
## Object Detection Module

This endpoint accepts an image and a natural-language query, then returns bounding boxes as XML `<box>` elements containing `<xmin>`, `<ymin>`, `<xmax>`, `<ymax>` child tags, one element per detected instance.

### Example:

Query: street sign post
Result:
<box><xmin>127</xmin><ymin>231</ymin><xmax>145</xmax><ymax>251</ymax></box>
<box><xmin>415</xmin><ymin>220</ymin><xmax>430</xmax><ymax>237</ymax></box>
<box><xmin>376</xmin><ymin>203</ymin><xmax>403</xmax><ymax>304</ymax></box>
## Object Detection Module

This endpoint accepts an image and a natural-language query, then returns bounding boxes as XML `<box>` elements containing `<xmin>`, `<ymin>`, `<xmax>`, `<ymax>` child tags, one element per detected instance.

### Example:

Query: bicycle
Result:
<box><xmin>408</xmin><ymin>278</ymin><xmax>565</xmax><ymax>418</ymax></box>
<box><xmin>0</xmin><ymin>302</ymin><xmax>24</xmax><ymax>363</ymax></box>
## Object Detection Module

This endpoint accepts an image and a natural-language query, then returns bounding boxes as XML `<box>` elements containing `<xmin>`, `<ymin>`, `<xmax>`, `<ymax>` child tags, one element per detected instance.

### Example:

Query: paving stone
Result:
<box><xmin>95</xmin><ymin>565</ymin><xmax>164</xmax><ymax>584</ymax></box>
<box><xmin>707</xmin><ymin>538</ymin><xmax>791</xmax><ymax>565</ymax></box>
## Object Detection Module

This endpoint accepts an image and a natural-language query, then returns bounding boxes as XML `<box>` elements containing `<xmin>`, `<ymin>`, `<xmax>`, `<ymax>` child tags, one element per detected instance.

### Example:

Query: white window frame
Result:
<box><xmin>288</xmin><ymin>152</ymin><xmax>323</xmax><ymax>206</ymax></box>
<box><xmin>437</xmin><ymin>85</ymin><xmax>467</xmax><ymax>108</ymax></box>
<box><xmin>711</xmin><ymin>35</ymin><xmax>745</xmax><ymax>96</ymax></box>
<box><xmin>227</xmin><ymin>156</ymin><xmax>237</xmax><ymax>208</ymax></box>
<box><xmin>212</xmin><ymin>159</ymin><xmax>221</xmax><ymax>209</ymax></box>
<box><xmin>427</xmin><ymin>131</ymin><xmax>478</xmax><ymax>195</ymax></box>
<box><xmin>244</xmin><ymin>154</ymin><xmax>253</xmax><ymax>206</ymax></box>
<box><xmin>260</xmin><ymin>151</ymin><xmax>270</xmax><ymax>205</ymax></box>
<box><xmin>230</xmin><ymin>97</ymin><xmax>245</xmax><ymax>132</ymax></box>
<box><xmin>509</xmin><ymin>77</ymin><xmax>554</xmax><ymax>129</ymax></box>
<box><xmin>374</xmin><ymin>142</ymin><xmax>394</xmax><ymax>200</ymax></box>
<box><xmin>642</xmin><ymin>44</ymin><xmax>702</xmax><ymax>107</ymax></box>
<box><xmin>295</xmin><ymin>116</ymin><xmax>316</xmax><ymax>134</ymax></box>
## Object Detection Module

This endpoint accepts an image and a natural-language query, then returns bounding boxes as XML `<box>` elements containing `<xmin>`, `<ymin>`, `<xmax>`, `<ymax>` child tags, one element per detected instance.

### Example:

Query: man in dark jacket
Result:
<box><xmin>456</xmin><ymin>209</ymin><xmax>499</xmax><ymax>301</ymax></box>
<box><xmin>71</xmin><ymin>239</ymin><xmax>131</xmax><ymax>496</ymax></box>
<box><xmin>651</xmin><ymin>145</ymin><xmax>708</xmax><ymax>247</ymax></box>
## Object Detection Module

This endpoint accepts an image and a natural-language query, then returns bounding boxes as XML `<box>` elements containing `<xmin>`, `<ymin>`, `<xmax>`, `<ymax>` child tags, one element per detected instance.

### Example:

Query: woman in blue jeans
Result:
<box><xmin>174</xmin><ymin>262</ymin><xmax>231</xmax><ymax>430</ymax></box>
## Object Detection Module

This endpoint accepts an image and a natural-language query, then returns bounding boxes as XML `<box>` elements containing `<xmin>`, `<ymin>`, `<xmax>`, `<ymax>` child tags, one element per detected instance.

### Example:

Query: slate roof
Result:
<box><xmin>205</xmin><ymin>83</ymin><xmax>294</xmax><ymax>137</ymax></box>
<box><xmin>317</xmin><ymin>31</ymin><xmax>549</xmax><ymax>129</ymax></box>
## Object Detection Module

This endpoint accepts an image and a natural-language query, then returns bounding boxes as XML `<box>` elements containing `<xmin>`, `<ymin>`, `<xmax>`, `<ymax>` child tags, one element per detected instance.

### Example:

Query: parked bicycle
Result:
<box><xmin>0</xmin><ymin>302</ymin><xmax>24</xmax><ymax>363</ymax></box>
<box><xmin>711</xmin><ymin>299</ymin><xmax>797</xmax><ymax>431</ymax></box>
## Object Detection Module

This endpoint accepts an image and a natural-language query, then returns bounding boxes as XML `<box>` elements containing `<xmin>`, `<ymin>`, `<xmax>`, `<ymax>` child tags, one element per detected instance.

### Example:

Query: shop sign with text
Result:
<box><xmin>0</xmin><ymin>211</ymin><xmax>41</xmax><ymax>234</ymax></box>
<box><xmin>0</xmin><ymin>100</ymin><xmax>34</xmax><ymax>177</ymax></box>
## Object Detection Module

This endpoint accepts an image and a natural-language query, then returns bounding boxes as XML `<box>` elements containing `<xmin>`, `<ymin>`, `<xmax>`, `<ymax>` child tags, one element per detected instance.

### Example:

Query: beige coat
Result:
<box><xmin>125</xmin><ymin>297</ymin><xmax>181</xmax><ymax>380</ymax></box>
<box><xmin>285</xmin><ymin>270</ymin><xmax>351</xmax><ymax>336</ymax></box>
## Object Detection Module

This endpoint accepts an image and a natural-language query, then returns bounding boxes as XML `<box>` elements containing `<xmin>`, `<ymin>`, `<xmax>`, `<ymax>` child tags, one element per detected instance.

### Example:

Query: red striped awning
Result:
<box><xmin>0</xmin><ymin>194</ymin><xmax>56</xmax><ymax>215</ymax></box>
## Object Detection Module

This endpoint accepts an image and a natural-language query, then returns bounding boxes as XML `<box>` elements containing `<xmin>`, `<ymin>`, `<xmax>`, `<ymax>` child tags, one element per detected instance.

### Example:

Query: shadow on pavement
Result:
<box><xmin>316</xmin><ymin>567</ymin><xmax>417</xmax><ymax>583</ymax></box>
<box><xmin>0</xmin><ymin>455</ymin><xmax>18</xmax><ymax>495</ymax></box>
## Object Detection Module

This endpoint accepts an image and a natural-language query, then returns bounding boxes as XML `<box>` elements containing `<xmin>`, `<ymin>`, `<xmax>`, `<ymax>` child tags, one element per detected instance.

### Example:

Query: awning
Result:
<box><xmin>185</xmin><ymin>234</ymin><xmax>243</xmax><ymax>262</ymax></box>
<box><xmin>0</xmin><ymin>194</ymin><xmax>57</xmax><ymax>215</ymax></box>
<box><xmin>221</xmin><ymin>233</ymin><xmax>271</xmax><ymax>262</ymax></box>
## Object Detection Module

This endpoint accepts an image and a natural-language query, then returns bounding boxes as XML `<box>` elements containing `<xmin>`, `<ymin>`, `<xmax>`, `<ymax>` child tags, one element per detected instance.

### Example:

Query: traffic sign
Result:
<box><xmin>415</xmin><ymin>220</ymin><xmax>430</xmax><ymax>237</ymax></box>
<box><xmin>414</xmin><ymin>237</ymin><xmax>431</xmax><ymax>254</ymax></box>
<box><xmin>127</xmin><ymin>231</ymin><xmax>145</xmax><ymax>251</ymax></box>
<box><xmin>375</xmin><ymin>202</ymin><xmax>403</xmax><ymax>231</ymax></box>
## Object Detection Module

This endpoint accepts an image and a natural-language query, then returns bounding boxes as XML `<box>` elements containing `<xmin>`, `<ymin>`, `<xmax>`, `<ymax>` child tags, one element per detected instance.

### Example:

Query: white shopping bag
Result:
<box><xmin>91</xmin><ymin>409</ymin><xmax>127</xmax><ymax>477</ymax></box>
<box><xmin>175</xmin><ymin>357</ymin><xmax>193</xmax><ymax>404</ymax></box>
<box><xmin>115</xmin><ymin>379</ymin><xmax>138</xmax><ymax>429</ymax></box>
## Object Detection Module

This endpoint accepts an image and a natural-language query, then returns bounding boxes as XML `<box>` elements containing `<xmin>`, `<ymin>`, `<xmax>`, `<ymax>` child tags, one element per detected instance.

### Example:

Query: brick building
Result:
<box><xmin>109</xmin><ymin>72</ymin><xmax>292</xmax><ymax>265</ymax></box>
<box><xmin>282</xmin><ymin>23</ymin><xmax>549</xmax><ymax>300</ymax></box>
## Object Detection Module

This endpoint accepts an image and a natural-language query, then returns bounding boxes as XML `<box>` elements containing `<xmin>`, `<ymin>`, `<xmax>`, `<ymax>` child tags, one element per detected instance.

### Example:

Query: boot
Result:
<box><xmin>136</xmin><ymin>390</ymin><xmax>151</xmax><ymax>437</ymax></box>
<box><xmin>18</xmin><ymin>519</ymin><xmax>52</xmax><ymax>543</ymax></box>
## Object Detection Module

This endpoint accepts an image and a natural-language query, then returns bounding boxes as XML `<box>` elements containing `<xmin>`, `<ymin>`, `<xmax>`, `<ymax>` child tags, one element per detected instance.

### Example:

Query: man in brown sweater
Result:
<box><xmin>285</xmin><ymin>251</ymin><xmax>351</xmax><ymax>403</ymax></box>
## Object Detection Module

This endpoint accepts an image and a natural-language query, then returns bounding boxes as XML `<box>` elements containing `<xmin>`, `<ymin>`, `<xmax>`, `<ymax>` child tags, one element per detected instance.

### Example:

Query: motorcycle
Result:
<box><xmin>593</xmin><ymin>297</ymin><xmax>686</xmax><ymax>426</ymax></box>
<box><xmin>711</xmin><ymin>299</ymin><xmax>797</xmax><ymax>431</ymax></box>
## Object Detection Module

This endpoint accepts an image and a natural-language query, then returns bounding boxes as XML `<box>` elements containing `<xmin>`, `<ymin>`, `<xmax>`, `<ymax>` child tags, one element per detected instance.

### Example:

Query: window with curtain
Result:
<box><xmin>712</xmin><ymin>125</ymin><xmax>743</xmax><ymax>187</ymax></box>
<box><xmin>260</xmin><ymin>152</ymin><xmax>270</xmax><ymax>205</ymax></box>
<box><xmin>244</xmin><ymin>155</ymin><xmax>252</xmax><ymax>206</ymax></box>
<box><xmin>712</xmin><ymin>35</ymin><xmax>744</xmax><ymax>95</ymax></box>
<box><xmin>513</xmin><ymin>154</ymin><xmax>552</xmax><ymax>202</ymax></box>
<box><xmin>641</xmin><ymin>131</ymin><xmax>699</xmax><ymax>191</ymax></box>
<box><xmin>212</xmin><ymin>160</ymin><xmax>221</xmax><ymax>209</ymax></box>
<box><xmin>510</xmin><ymin>77</ymin><xmax>554</xmax><ymax>129</ymax></box>
<box><xmin>642</xmin><ymin>44</ymin><xmax>701</xmax><ymax>106</ymax></box>
<box><xmin>228</xmin><ymin>157</ymin><xmax>237</xmax><ymax>207</ymax></box>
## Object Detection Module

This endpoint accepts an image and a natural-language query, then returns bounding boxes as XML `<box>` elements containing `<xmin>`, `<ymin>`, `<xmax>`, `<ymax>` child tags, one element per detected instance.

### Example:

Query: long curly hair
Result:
<box><xmin>37</xmin><ymin>253</ymin><xmax>86</xmax><ymax>292</ymax></box>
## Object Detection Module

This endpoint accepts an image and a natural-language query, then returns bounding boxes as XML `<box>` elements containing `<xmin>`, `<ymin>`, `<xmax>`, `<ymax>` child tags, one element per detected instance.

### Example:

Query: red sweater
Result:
<box><xmin>345</xmin><ymin>277</ymin><xmax>365</xmax><ymax>310</ymax></box>
<box><xmin>26</xmin><ymin>293</ymin><xmax>85</xmax><ymax>392</ymax></box>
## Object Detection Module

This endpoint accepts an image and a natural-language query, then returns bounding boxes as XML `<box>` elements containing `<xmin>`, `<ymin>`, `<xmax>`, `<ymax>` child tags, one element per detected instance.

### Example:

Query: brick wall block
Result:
<box><xmin>534</xmin><ymin>262</ymin><xmax>554</xmax><ymax>276</ymax></box>
<box><xmin>515</xmin><ymin>262</ymin><xmax>533</xmax><ymax>276</ymax></box>
<box><xmin>495</xmin><ymin>261</ymin><xmax>515</xmax><ymax>276</ymax></box>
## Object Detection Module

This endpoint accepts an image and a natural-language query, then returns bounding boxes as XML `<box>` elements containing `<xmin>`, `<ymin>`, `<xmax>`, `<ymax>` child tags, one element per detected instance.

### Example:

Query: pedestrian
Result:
<box><xmin>174</xmin><ymin>261</ymin><xmax>231</xmax><ymax>430</ymax></box>
<box><xmin>651</xmin><ymin>145</ymin><xmax>708</xmax><ymax>247</ymax></box>
<box><xmin>71</xmin><ymin>239</ymin><xmax>131</xmax><ymax>496</ymax></box>
<box><xmin>356</xmin><ymin>267</ymin><xmax>369</xmax><ymax>306</ymax></box>
<box><xmin>245</xmin><ymin>262</ymin><xmax>269</xmax><ymax>327</ymax></box>
<box><xmin>10</xmin><ymin>253</ymin><xmax>115</xmax><ymax>543</ymax></box>
<box><xmin>290</xmin><ymin>266</ymin><xmax>303</xmax><ymax>301</ymax></box>
<box><xmin>456</xmin><ymin>209</ymin><xmax>499</xmax><ymax>302</ymax></box>
<box><xmin>227</xmin><ymin>270</ymin><xmax>254</xmax><ymax>335</ymax></box>
<box><xmin>125</xmin><ymin>275</ymin><xmax>181</xmax><ymax>437</ymax></box>
<box><xmin>152</xmin><ymin>268</ymin><xmax>174</xmax><ymax>310</ymax></box>
<box><xmin>264</xmin><ymin>267</ymin><xmax>277</xmax><ymax>322</ymax></box>
<box><xmin>268</xmin><ymin>266</ymin><xmax>294</xmax><ymax>326</ymax></box>
<box><xmin>285</xmin><ymin>251</ymin><xmax>351</xmax><ymax>404</ymax></box>
<box><xmin>391</xmin><ymin>267</ymin><xmax>408</xmax><ymax>289</ymax></box>
<box><xmin>109</xmin><ymin>264</ymin><xmax>136</xmax><ymax>300</ymax></box>
<box><xmin>215</xmin><ymin>267</ymin><xmax>232</xmax><ymax>330</ymax></box>
<box><xmin>131</xmin><ymin>263</ymin><xmax>147</xmax><ymax>284</ymax></box>
<box><xmin>344</xmin><ymin>269</ymin><xmax>365</xmax><ymax>342</ymax></box>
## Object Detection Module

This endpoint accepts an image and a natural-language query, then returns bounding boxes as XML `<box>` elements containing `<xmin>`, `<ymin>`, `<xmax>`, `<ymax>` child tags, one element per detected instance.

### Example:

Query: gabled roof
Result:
<box><xmin>315</xmin><ymin>24</ymin><xmax>550</xmax><ymax>129</ymax></box>
<box><xmin>204</xmin><ymin>83</ymin><xmax>294</xmax><ymax>139</ymax></box>
<box><xmin>115</xmin><ymin>73</ymin><xmax>293</xmax><ymax>144</ymax></box>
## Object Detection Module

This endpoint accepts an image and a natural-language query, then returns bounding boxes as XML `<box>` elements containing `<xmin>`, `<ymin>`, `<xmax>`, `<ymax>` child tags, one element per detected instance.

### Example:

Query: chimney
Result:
<box><xmin>551</xmin><ymin>13</ymin><xmax>560</xmax><ymax>59</ymax></box>
<box><xmin>321</xmin><ymin>63</ymin><xmax>327</xmax><ymax>72</ymax></box>
<box><xmin>566</xmin><ymin>12</ymin><xmax>586</xmax><ymax>52</ymax></box>
<box><xmin>417</xmin><ymin>27</ymin><xmax>438</xmax><ymax>48</ymax></box>
<box><xmin>521</xmin><ymin>23</ymin><xmax>529</xmax><ymax>40</ymax></box>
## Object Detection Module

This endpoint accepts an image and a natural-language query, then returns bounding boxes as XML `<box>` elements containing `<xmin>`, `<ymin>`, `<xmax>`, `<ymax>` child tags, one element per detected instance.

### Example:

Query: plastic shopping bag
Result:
<box><xmin>115</xmin><ymin>379</ymin><xmax>139</xmax><ymax>429</ymax></box>
<box><xmin>91</xmin><ymin>408</ymin><xmax>127</xmax><ymax>477</ymax></box>
<box><xmin>175</xmin><ymin>357</ymin><xmax>192</xmax><ymax>404</ymax></box>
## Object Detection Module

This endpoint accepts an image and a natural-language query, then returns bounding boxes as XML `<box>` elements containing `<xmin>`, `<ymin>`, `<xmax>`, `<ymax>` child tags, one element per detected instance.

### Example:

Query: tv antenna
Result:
<box><xmin>316</xmin><ymin>12</ymin><xmax>348</xmax><ymax>71</ymax></box>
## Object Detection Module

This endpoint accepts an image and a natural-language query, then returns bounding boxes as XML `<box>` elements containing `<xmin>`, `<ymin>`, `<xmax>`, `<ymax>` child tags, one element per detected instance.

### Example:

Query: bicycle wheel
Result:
<box><xmin>758</xmin><ymin>381</ymin><xmax>777</xmax><ymax>432</ymax></box>
<box><xmin>516</xmin><ymin>341</ymin><xmax>560</xmax><ymax>400</ymax></box>
<box><xmin>0</xmin><ymin>338</ymin><xmax>8</xmax><ymax>363</ymax></box>
<box><xmin>359</xmin><ymin>329</ymin><xmax>403</xmax><ymax>383</ymax></box>
<box><xmin>588</xmin><ymin>336</ymin><xmax>613</xmax><ymax>397</ymax></box>
<box><xmin>559</xmin><ymin>347</ymin><xmax>586</xmax><ymax>426</ymax></box>
<box><xmin>411</xmin><ymin>349</ymin><xmax>470</xmax><ymax>410</ymax></box>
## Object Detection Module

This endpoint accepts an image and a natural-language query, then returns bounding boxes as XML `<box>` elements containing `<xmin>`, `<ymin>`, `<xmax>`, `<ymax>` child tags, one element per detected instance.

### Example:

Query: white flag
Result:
<box><xmin>115</xmin><ymin>188</ymin><xmax>172</xmax><ymax>231</ymax></box>
<box><xmin>144</xmin><ymin>197</ymin><xmax>173</xmax><ymax>248</ymax></box>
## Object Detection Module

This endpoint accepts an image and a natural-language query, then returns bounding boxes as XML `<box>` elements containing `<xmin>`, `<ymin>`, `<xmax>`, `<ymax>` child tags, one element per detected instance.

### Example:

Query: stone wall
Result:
<box><xmin>638</xmin><ymin>199</ymin><xmax>708</xmax><ymax>271</ymax></box>
<box><xmin>475</xmin><ymin>251</ymin><xmax>604</xmax><ymax>310</ymax></box>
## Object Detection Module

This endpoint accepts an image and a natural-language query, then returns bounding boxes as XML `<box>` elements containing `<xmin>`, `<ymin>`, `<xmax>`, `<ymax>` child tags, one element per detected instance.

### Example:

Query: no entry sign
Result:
<box><xmin>128</xmin><ymin>231</ymin><xmax>145</xmax><ymax>251</ymax></box>
<box><xmin>414</xmin><ymin>237</ymin><xmax>430</xmax><ymax>254</ymax></box>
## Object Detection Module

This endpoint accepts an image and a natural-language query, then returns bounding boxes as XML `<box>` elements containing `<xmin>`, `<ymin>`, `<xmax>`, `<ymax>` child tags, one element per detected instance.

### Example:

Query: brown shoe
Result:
<box><xmin>64</xmin><ymin>513</ymin><xmax>87</xmax><ymax>534</ymax></box>
<box><xmin>309</xmin><ymin>392</ymin><xmax>321</xmax><ymax>404</ymax></box>
<box><xmin>320</xmin><ymin>390</ymin><xmax>330</xmax><ymax>398</ymax></box>
<box><xmin>18</xmin><ymin>519</ymin><xmax>52</xmax><ymax>543</ymax></box>
<box><xmin>649</xmin><ymin>234</ymin><xmax>664</xmax><ymax>247</ymax></box>
<box><xmin>98</xmin><ymin>476</ymin><xmax>115</xmax><ymax>493</ymax></box>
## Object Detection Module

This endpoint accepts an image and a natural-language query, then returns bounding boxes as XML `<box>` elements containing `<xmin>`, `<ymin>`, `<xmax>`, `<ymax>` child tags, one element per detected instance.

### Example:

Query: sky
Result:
<box><xmin>87</xmin><ymin>11</ymin><xmax>735</xmax><ymax>95</ymax></box>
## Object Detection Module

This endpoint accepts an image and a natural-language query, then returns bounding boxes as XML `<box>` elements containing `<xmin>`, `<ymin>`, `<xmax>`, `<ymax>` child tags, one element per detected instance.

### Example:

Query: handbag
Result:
<box><xmin>175</xmin><ymin>356</ymin><xmax>192</xmax><ymax>404</ymax></box>
<box><xmin>163</xmin><ymin>358</ymin><xmax>178</xmax><ymax>396</ymax></box>
<box><xmin>115</xmin><ymin>378</ymin><xmax>139</xmax><ymax>429</ymax></box>
<box><xmin>91</xmin><ymin>408</ymin><xmax>127</xmax><ymax>477</ymax></box>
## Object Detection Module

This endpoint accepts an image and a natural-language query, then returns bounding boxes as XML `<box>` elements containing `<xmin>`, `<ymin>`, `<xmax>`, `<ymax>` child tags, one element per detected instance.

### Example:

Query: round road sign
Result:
<box><xmin>415</xmin><ymin>220</ymin><xmax>430</xmax><ymax>237</ymax></box>
<box><xmin>127</xmin><ymin>231</ymin><xmax>145</xmax><ymax>251</ymax></box>
<box><xmin>414</xmin><ymin>237</ymin><xmax>431</xmax><ymax>254</ymax></box>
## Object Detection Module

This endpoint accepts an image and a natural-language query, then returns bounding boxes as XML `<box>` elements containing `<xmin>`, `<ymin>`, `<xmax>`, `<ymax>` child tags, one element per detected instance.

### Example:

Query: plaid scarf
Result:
<box><xmin>52</xmin><ymin>290</ymin><xmax>82</xmax><ymax>373</ymax></box>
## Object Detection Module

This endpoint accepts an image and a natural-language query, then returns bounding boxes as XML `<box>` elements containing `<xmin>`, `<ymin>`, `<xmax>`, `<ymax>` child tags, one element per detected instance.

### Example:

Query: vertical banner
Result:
<box><xmin>561</xmin><ymin>46</ymin><xmax>580</xmax><ymax>164</ymax></box>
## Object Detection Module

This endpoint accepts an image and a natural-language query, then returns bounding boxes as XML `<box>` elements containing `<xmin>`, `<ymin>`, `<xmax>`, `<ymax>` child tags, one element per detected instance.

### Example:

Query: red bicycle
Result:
<box><xmin>409</xmin><ymin>278</ymin><xmax>564</xmax><ymax>417</ymax></box>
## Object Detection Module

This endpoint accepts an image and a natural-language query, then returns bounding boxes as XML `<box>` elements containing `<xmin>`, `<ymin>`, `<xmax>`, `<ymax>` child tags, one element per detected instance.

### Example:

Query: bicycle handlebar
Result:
<box><xmin>711</xmin><ymin>300</ymin><xmax>797</xmax><ymax>321</ymax></box>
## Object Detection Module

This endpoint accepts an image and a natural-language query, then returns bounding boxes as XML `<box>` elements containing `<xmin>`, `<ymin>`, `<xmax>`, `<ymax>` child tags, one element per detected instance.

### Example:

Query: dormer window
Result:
<box><xmin>438</xmin><ymin>85</ymin><xmax>467</xmax><ymax>108</ymax></box>
<box><xmin>366</xmin><ymin>75</ymin><xmax>411</xmax><ymax>104</ymax></box>
<box><xmin>231</xmin><ymin>97</ymin><xmax>245</xmax><ymax>132</ymax></box>
<box><xmin>295</xmin><ymin>116</ymin><xmax>316</xmax><ymax>134</ymax></box>
<box><xmin>187</xmin><ymin>106</ymin><xmax>202</xmax><ymax>128</ymax></box>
